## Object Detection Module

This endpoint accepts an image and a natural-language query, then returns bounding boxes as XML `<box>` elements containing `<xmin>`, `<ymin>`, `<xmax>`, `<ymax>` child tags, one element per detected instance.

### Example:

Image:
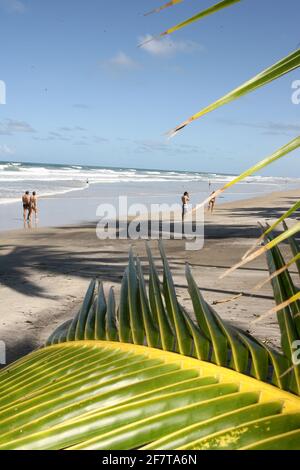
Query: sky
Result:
<box><xmin>0</xmin><ymin>0</ymin><xmax>300</xmax><ymax>175</ymax></box>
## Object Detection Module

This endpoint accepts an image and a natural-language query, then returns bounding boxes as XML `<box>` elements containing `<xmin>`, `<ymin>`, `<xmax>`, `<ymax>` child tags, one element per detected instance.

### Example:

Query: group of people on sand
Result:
<box><xmin>181</xmin><ymin>188</ymin><xmax>216</xmax><ymax>220</ymax></box>
<box><xmin>22</xmin><ymin>191</ymin><xmax>38</xmax><ymax>223</ymax></box>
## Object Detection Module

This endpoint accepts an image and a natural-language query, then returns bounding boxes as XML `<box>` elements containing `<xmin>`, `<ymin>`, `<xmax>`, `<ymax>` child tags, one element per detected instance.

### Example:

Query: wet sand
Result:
<box><xmin>0</xmin><ymin>178</ymin><xmax>296</xmax><ymax>231</ymax></box>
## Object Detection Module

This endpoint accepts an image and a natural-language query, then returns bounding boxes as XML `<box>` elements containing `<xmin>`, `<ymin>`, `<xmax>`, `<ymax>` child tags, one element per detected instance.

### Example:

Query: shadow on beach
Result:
<box><xmin>1</xmin><ymin>191</ymin><xmax>299</xmax><ymax>364</ymax></box>
<box><xmin>2</xmin><ymin>217</ymin><xmax>297</xmax><ymax>300</ymax></box>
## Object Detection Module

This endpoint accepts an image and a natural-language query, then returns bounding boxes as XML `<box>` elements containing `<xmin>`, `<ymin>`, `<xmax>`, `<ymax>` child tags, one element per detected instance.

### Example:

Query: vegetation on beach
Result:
<box><xmin>0</xmin><ymin>241</ymin><xmax>299</xmax><ymax>450</ymax></box>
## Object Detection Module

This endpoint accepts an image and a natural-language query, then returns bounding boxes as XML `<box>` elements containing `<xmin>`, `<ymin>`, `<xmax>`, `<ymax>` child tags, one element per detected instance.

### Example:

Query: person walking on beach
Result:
<box><xmin>22</xmin><ymin>191</ymin><xmax>31</xmax><ymax>222</ymax></box>
<box><xmin>29</xmin><ymin>191</ymin><xmax>38</xmax><ymax>222</ymax></box>
<box><xmin>208</xmin><ymin>191</ymin><xmax>216</xmax><ymax>213</ymax></box>
<box><xmin>182</xmin><ymin>191</ymin><xmax>190</xmax><ymax>221</ymax></box>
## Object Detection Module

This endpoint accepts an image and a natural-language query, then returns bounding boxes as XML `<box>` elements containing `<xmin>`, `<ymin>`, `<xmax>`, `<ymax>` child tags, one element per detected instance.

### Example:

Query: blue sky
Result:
<box><xmin>0</xmin><ymin>0</ymin><xmax>300</xmax><ymax>175</ymax></box>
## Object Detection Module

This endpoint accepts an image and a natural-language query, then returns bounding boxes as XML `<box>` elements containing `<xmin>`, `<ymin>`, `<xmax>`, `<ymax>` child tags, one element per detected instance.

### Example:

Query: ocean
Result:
<box><xmin>0</xmin><ymin>160</ymin><xmax>298</xmax><ymax>206</ymax></box>
<box><xmin>0</xmin><ymin>160</ymin><xmax>299</xmax><ymax>231</ymax></box>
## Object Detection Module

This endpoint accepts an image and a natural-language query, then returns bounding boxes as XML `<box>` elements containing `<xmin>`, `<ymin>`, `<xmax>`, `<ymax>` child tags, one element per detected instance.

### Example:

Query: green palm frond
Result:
<box><xmin>262</xmin><ymin>292</ymin><xmax>300</xmax><ymax>324</ymax></box>
<box><xmin>201</xmin><ymin>137</ymin><xmax>300</xmax><ymax>211</ymax></box>
<box><xmin>253</xmin><ymin>253</ymin><xmax>300</xmax><ymax>291</ymax></box>
<box><xmin>264</xmin><ymin>236</ymin><xmax>300</xmax><ymax>394</ymax></box>
<box><xmin>283</xmin><ymin>221</ymin><xmax>300</xmax><ymax>277</ymax></box>
<box><xmin>140</xmin><ymin>0</ymin><xmax>241</xmax><ymax>48</ymax></box>
<box><xmin>1</xmin><ymin>243</ymin><xmax>299</xmax><ymax>450</ymax></box>
<box><xmin>156</xmin><ymin>0</ymin><xmax>242</xmax><ymax>37</ymax></box>
<box><xmin>220</xmin><ymin>220</ymin><xmax>300</xmax><ymax>279</ymax></box>
<box><xmin>243</xmin><ymin>201</ymin><xmax>300</xmax><ymax>261</ymax></box>
<box><xmin>1</xmin><ymin>340</ymin><xmax>298</xmax><ymax>451</ymax></box>
<box><xmin>167</xmin><ymin>48</ymin><xmax>300</xmax><ymax>137</ymax></box>
<box><xmin>161</xmin><ymin>0</ymin><xmax>242</xmax><ymax>36</ymax></box>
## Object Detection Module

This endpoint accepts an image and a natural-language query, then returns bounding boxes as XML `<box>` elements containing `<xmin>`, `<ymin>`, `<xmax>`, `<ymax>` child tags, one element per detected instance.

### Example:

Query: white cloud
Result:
<box><xmin>0</xmin><ymin>144</ymin><xmax>15</xmax><ymax>156</ymax></box>
<box><xmin>0</xmin><ymin>119</ymin><xmax>36</xmax><ymax>135</ymax></box>
<box><xmin>131</xmin><ymin>139</ymin><xmax>203</xmax><ymax>156</ymax></box>
<box><xmin>218</xmin><ymin>119</ymin><xmax>300</xmax><ymax>136</ymax></box>
<box><xmin>58</xmin><ymin>126</ymin><xmax>86</xmax><ymax>132</ymax></box>
<box><xmin>104</xmin><ymin>52</ymin><xmax>140</xmax><ymax>71</ymax></box>
<box><xmin>0</xmin><ymin>0</ymin><xmax>26</xmax><ymax>13</ymax></box>
<box><xmin>93</xmin><ymin>136</ymin><xmax>109</xmax><ymax>143</ymax></box>
<box><xmin>73</xmin><ymin>104</ymin><xmax>90</xmax><ymax>109</ymax></box>
<box><xmin>73</xmin><ymin>141</ymin><xmax>89</xmax><ymax>147</ymax></box>
<box><xmin>139</xmin><ymin>34</ymin><xmax>204</xmax><ymax>57</ymax></box>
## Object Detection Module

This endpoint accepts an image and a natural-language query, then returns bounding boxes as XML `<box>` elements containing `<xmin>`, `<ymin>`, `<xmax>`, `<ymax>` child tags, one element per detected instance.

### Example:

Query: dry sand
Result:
<box><xmin>0</xmin><ymin>188</ymin><xmax>299</xmax><ymax>365</ymax></box>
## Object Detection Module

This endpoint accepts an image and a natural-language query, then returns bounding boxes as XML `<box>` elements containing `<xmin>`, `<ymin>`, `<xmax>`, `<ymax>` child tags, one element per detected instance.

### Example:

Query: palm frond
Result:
<box><xmin>1</xmin><ymin>339</ymin><xmax>298</xmax><ymax>450</ymax></box>
<box><xmin>253</xmin><ymin>292</ymin><xmax>300</xmax><ymax>326</ymax></box>
<box><xmin>145</xmin><ymin>0</ymin><xmax>184</xmax><ymax>16</ymax></box>
<box><xmin>243</xmin><ymin>201</ymin><xmax>300</xmax><ymax>260</ymax></box>
<box><xmin>264</xmin><ymin>238</ymin><xmax>300</xmax><ymax>394</ymax></box>
<box><xmin>283</xmin><ymin>221</ymin><xmax>300</xmax><ymax>277</ymax></box>
<box><xmin>0</xmin><ymin>243</ymin><xmax>299</xmax><ymax>450</ymax></box>
<box><xmin>196</xmin><ymin>138</ymin><xmax>300</xmax><ymax>221</ymax></box>
<box><xmin>167</xmin><ymin>49</ymin><xmax>300</xmax><ymax>137</ymax></box>
<box><xmin>253</xmin><ymin>253</ymin><xmax>300</xmax><ymax>291</ymax></box>
<box><xmin>159</xmin><ymin>0</ymin><xmax>242</xmax><ymax>37</ymax></box>
<box><xmin>220</xmin><ymin>220</ymin><xmax>300</xmax><ymax>280</ymax></box>
<box><xmin>46</xmin><ymin>241</ymin><xmax>299</xmax><ymax>394</ymax></box>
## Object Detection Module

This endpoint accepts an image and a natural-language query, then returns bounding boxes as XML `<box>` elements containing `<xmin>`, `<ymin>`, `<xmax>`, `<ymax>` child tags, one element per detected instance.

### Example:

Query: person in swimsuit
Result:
<box><xmin>181</xmin><ymin>192</ymin><xmax>190</xmax><ymax>221</ymax></box>
<box><xmin>29</xmin><ymin>191</ymin><xmax>38</xmax><ymax>221</ymax></box>
<box><xmin>22</xmin><ymin>191</ymin><xmax>31</xmax><ymax>222</ymax></box>
<box><xmin>208</xmin><ymin>191</ymin><xmax>216</xmax><ymax>213</ymax></box>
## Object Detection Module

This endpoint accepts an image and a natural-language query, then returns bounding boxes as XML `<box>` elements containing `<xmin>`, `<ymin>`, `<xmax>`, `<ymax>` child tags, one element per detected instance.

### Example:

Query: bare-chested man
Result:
<box><xmin>22</xmin><ymin>191</ymin><xmax>31</xmax><ymax>222</ymax></box>
<box><xmin>29</xmin><ymin>191</ymin><xmax>38</xmax><ymax>221</ymax></box>
<box><xmin>181</xmin><ymin>191</ymin><xmax>190</xmax><ymax>221</ymax></box>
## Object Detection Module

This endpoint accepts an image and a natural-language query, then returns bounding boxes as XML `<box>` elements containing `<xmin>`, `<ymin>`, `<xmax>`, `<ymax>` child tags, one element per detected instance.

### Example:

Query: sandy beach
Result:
<box><xmin>0</xmin><ymin>187</ymin><xmax>299</xmax><ymax>365</ymax></box>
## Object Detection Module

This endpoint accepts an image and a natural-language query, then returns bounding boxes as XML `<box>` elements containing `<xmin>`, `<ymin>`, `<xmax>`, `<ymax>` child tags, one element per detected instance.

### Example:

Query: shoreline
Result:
<box><xmin>0</xmin><ymin>186</ymin><xmax>299</xmax><ymax>365</ymax></box>
<box><xmin>0</xmin><ymin>185</ymin><xmax>299</xmax><ymax>236</ymax></box>
<box><xmin>0</xmin><ymin>177</ymin><xmax>298</xmax><ymax>233</ymax></box>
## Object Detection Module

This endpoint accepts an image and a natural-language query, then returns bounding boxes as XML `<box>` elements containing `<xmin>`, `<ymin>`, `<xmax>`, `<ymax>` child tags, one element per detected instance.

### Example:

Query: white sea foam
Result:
<box><xmin>0</xmin><ymin>161</ymin><xmax>298</xmax><ymax>205</ymax></box>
